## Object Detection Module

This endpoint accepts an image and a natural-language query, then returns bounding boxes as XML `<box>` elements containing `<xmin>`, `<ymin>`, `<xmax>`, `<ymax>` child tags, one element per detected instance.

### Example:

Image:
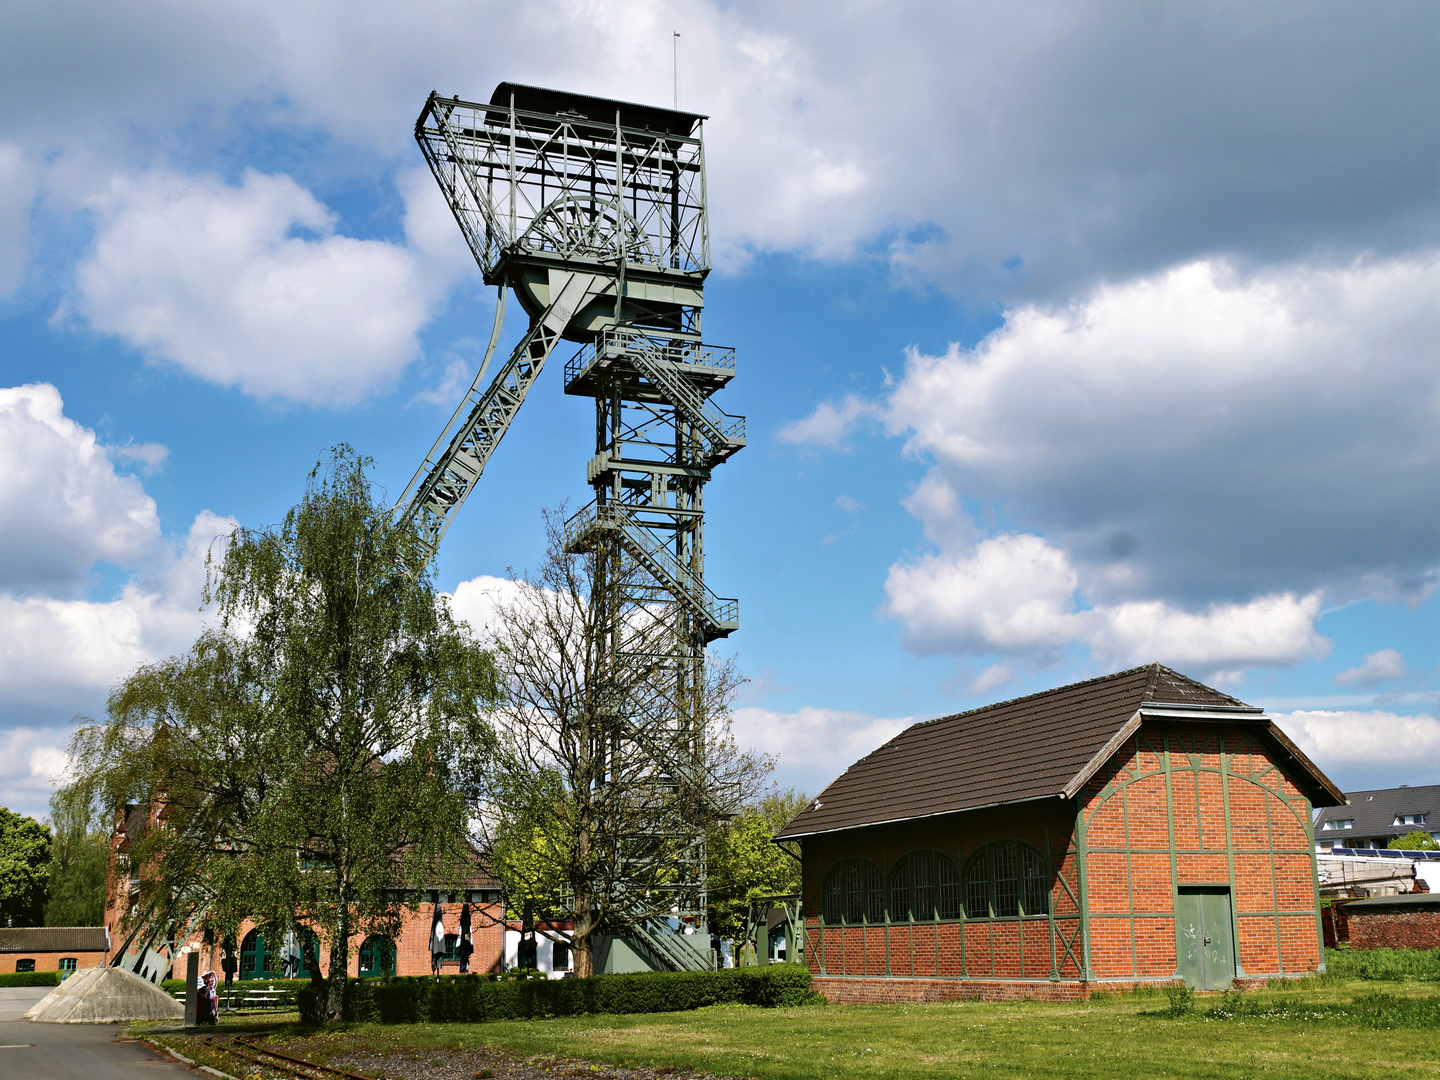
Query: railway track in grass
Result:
<box><xmin>204</xmin><ymin>1035</ymin><xmax>375</xmax><ymax>1080</ymax></box>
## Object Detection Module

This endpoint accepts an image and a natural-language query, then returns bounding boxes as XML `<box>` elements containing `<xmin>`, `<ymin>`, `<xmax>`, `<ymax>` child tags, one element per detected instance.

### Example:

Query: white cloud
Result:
<box><xmin>74</xmin><ymin>168</ymin><xmax>436</xmax><ymax>405</ymax></box>
<box><xmin>447</xmin><ymin>574</ymin><xmax>530</xmax><ymax>644</ymax></box>
<box><xmin>0</xmin><ymin>728</ymin><xmax>74</xmax><ymax>819</ymax></box>
<box><xmin>0</xmin><ymin>510</ymin><xmax>234</xmax><ymax>707</ymax></box>
<box><xmin>1272</xmin><ymin>708</ymin><xmax>1440</xmax><ymax>791</ymax></box>
<box><xmin>5</xmin><ymin>3</ymin><xmax>1434</xmax><ymax>298</ymax></box>
<box><xmin>877</xmin><ymin>254</ymin><xmax>1440</xmax><ymax>613</ymax></box>
<box><xmin>730</xmin><ymin>705</ymin><xmax>915</xmax><ymax>799</ymax></box>
<box><xmin>0</xmin><ymin>383</ymin><xmax>160</xmax><ymax>592</ymax></box>
<box><xmin>1335</xmin><ymin>648</ymin><xmax>1406</xmax><ymax>688</ymax></box>
<box><xmin>968</xmin><ymin>663</ymin><xmax>1014</xmax><ymax>695</ymax></box>
<box><xmin>884</xmin><ymin>530</ymin><xmax>1329</xmax><ymax>672</ymax></box>
<box><xmin>777</xmin><ymin>395</ymin><xmax>875</xmax><ymax>449</ymax></box>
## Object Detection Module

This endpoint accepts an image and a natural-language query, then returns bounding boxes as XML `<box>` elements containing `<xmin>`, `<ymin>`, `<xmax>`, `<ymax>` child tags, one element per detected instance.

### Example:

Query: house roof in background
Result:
<box><xmin>1315</xmin><ymin>784</ymin><xmax>1440</xmax><ymax>840</ymax></box>
<box><xmin>0</xmin><ymin>926</ymin><xmax>109</xmax><ymax>953</ymax></box>
<box><xmin>776</xmin><ymin>663</ymin><xmax>1344</xmax><ymax>839</ymax></box>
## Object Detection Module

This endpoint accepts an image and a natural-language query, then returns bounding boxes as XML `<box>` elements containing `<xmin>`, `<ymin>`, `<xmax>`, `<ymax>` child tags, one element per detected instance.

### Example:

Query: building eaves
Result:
<box><xmin>777</xmin><ymin>663</ymin><xmax>1342</xmax><ymax>840</ymax></box>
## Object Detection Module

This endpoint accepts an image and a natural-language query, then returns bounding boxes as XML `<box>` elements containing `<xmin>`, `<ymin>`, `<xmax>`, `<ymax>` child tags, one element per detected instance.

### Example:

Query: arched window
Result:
<box><xmin>239</xmin><ymin>929</ymin><xmax>269</xmax><ymax>980</ymax></box>
<box><xmin>889</xmin><ymin>850</ymin><xmax>962</xmax><ymax>921</ymax></box>
<box><xmin>358</xmin><ymin>935</ymin><xmax>396</xmax><ymax>978</ymax></box>
<box><xmin>964</xmin><ymin>841</ymin><xmax>1050</xmax><ymax>918</ymax></box>
<box><xmin>822</xmin><ymin>857</ymin><xmax>884</xmax><ymax>924</ymax></box>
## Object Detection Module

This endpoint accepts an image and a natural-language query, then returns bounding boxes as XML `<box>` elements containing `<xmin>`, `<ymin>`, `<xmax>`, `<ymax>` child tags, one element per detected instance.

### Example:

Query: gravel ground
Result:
<box><xmin>268</xmin><ymin>1037</ymin><xmax>743</xmax><ymax>1080</ymax></box>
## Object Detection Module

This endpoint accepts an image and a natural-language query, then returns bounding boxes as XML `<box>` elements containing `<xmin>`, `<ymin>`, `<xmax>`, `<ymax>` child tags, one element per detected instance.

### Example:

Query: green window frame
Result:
<box><xmin>889</xmin><ymin>850</ymin><xmax>962</xmax><ymax>921</ymax></box>
<box><xmin>822</xmin><ymin>857</ymin><xmax>884</xmax><ymax>925</ymax></box>
<box><xmin>15</xmin><ymin>959</ymin><xmax>35</xmax><ymax>972</ymax></box>
<box><xmin>357</xmin><ymin>935</ymin><xmax>396</xmax><ymax>977</ymax></box>
<box><xmin>963</xmin><ymin>841</ymin><xmax>1050</xmax><ymax>918</ymax></box>
<box><xmin>58</xmin><ymin>958</ymin><xmax>78</xmax><ymax>973</ymax></box>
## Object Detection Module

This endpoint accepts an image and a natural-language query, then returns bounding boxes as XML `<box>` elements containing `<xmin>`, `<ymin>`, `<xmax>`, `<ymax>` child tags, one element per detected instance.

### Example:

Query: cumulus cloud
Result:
<box><xmin>776</xmin><ymin>395</ymin><xmax>875</xmax><ymax>450</ymax></box>
<box><xmin>884</xmin><ymin>532</ymin><xmax>1329</xmax><ymax>673</ymax></box>
<box><xmin>0</xmin><ymin>383</ymin><xmax>160</xmax><ymax>593</ymax></box>
<box><xmin>446</xmin><ymin>574</ymin><xmax>528</xmax><ymax>643</ymax></box>
<box><xmin>1273</xmin><ymin>708</ymin><xmax>1440</xmax><ymax>791</ymax></box>
<box><xmin>74</xmin><ymin>168</ymin><xmax>435</xmax><ymax>405</ymax></box>
<box><xmin>729</xmin><ymin>705</ymin><xmax>915</xmax><ymax>799</ymax></box>
<box><xmin>0</xmin><ymin>728</ymin><xmax>74</xmax><ymax>819</ymax></box>
<box><xmin>1335</xmin><ymin>649</ymin><xmax>1407</xmax><ymax>688</ymax></box>
<box><xmin>0</xmin><ymin>509</ymin><xmax>234</xmax><ymax>707</ymax></box>
<box><xmin>868</xmin><ymin>253</ymin><xmax>1440</xmax><ymax>634</ymax></box>
<box><xmin>3</xmin><ymin>3</ymin><xmax>1431</xmax><ymax>298</ymax></box>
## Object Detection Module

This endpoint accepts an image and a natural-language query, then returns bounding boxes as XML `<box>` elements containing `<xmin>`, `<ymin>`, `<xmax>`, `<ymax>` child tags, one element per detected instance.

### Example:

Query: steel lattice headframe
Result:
<box><xmin>399</xmin><ymin>83</ymin><xmax>744</xmax><ymax>966</ymax></box>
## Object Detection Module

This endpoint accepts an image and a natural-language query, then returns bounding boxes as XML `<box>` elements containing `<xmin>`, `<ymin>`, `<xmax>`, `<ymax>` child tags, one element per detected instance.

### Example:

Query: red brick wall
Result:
<box><xmin>1346</xmin><ymin>907</ymin><xmax>1440</xmax><ymax>949</ymax></box>
<box><xmin>802</xmin><ymin>802</ymin><xmax>1083</xmax><ymax>985</ymax></box>
<box><xmin>801</xmin><ymin>720</ymin><xmax>1325</xmax><ymax>1000</ymax></box>
<box><xmin>0</xmin><ymin>951</ymin><xmax>107</xmax><ymax>974</ymax></box>
<box><xmin>174</xmin><ymin>904</ymin><xmax>510</xmax><ymax>979</ymax></box>
<box><xmin>1077</xmin><ymin>723</ymin><xmax>1322</xmax><ymax>982</ymax></box>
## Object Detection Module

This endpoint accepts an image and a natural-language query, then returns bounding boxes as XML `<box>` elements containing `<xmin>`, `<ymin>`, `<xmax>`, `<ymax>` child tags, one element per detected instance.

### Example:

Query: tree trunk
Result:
<box><xmin>572</xmin><ymin>898</ymin><xmax>596</xmax><ymax>978</ymax></box>
<box><xmin>322</xmin><ymin>908</ymin><xmax>350</xmax><ymax>1023</ymax></box>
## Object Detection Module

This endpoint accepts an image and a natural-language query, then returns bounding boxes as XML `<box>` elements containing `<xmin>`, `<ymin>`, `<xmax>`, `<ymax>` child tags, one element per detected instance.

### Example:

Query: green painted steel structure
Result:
<box><xmin>400</xmin><ymin>84</ymin><xmax>742</xmax><ymax>966</ymax></box>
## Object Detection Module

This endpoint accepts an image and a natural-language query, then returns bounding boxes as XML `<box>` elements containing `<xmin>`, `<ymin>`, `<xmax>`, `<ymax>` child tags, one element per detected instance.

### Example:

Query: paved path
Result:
<box><xmin>0</xmin><ymin>987</ymin><xmax>194</xmax><ymax>1079</ymax></box>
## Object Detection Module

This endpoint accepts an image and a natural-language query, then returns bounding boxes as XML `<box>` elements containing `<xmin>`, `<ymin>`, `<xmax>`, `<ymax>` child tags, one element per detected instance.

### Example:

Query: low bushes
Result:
<box><xmin>299</xmin><ymin>964</ymin><xmax>819</xmax><ymax>1025</ymax></box>
<box><xmin>158</xmin><ymin>976</ymin><xmax>308</xmax><ymax>998</ymax></box>
<box><xmin>0</xmin><ymin>971</ymin><xmax>62</xmax><ymax>987</ymax></box>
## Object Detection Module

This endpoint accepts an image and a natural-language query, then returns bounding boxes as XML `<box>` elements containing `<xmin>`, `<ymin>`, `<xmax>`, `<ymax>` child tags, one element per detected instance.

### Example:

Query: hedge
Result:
<box><xmin>159</xmin><ymin>976</ymin><xmax>309</xmax><ymax>997</ymax></box>
<box><xmin>0</xmin><ymin>971</ymin><xmax>62</xmax><ymax>987</ymax></box>
<box><xmin>299</xmin><ymin>964</ymin><xmax>819</xmax><ymax>1024</ymax></box>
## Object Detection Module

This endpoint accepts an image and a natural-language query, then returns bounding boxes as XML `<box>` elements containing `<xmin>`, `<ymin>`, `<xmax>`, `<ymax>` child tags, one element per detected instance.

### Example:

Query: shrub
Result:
<box><xmin>160</xmin><ymin>976</ymin><xmax>307</xmax><ymax>995</ymax></box>
<box><xmin>0</xmin><ymin>971</ymin><xmax>62</xmax><ymax>987</ymax></box>
<box><xmin>1162</xmin><ymin>984</ymin><xmax>1195</xmax><ymax>1017</ymax></box>
<box><xmin>298</xmin><ymin>964</ymin><xmax>819</xmax><ymax>1025</ymax></box>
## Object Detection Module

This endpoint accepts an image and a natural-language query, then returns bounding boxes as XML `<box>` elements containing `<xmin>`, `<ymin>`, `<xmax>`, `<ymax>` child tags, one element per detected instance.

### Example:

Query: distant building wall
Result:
<box><xmin>1344</xmin><ymin>900</ymin><xmax>1440</xmax><ymax>950</ymax></box>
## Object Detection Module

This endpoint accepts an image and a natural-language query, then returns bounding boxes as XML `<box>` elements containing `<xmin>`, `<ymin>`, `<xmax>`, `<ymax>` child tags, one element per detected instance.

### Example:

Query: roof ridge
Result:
<box><xmin>1143</xmin><ymin>662</ymin><xmax>1249</xmax><ymax>707</ymax></box>
<box><xmin>909</xmin><ymin>664</ymin><xmax>1155</xmax><ymax>732</ymax></box>
<box><xmin>1141</xmin><ymin>662</ymin><xmax>1161</xmax><ymax>701</ymax></box>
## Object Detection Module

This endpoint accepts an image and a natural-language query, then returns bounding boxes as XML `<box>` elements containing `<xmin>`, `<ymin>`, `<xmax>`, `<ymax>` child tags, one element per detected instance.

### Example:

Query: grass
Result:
<box><xmin>146</xmin><ymin>974</ymin><xmax>1440</xmax><ymax>1080</ymax></box>
<box><xmin>1322</xmin><ymin>946</ymin><xmax>1440</xmax><ymax>982</ymax></box>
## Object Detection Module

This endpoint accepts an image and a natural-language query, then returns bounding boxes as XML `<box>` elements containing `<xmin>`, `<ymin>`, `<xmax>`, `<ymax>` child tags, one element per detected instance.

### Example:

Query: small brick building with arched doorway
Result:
<box><xmin>777</xmin><ymin>664</ymin><xmax>1344</xmax><ymax>1001</ymax></box>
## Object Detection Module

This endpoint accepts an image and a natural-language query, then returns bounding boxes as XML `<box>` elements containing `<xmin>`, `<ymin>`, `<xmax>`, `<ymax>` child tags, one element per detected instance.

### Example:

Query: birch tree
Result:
<box><xmin>57</xmin><ymin>448</ymin><xmax>498</xmax><ymax>1022</ymax></box>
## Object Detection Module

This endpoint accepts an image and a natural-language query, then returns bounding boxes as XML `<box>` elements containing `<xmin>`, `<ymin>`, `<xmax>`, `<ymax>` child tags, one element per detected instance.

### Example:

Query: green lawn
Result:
<box><xmin>152</xmin><ymin>978</ymin><xmax>1440</xmax><ymax>1080</ymax></box>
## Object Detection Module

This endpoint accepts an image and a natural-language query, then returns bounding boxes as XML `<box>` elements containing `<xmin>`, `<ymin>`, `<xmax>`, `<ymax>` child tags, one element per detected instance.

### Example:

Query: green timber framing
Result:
<box><xmin>779</xmin><ymin>667</ymin><xmax>1343</xmax><ymax>996</ymax></box>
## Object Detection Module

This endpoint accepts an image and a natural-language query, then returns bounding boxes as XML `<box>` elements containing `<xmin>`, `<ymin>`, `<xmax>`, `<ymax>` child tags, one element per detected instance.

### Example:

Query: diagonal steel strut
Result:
<box><xmin>399</xmin><ymin>272</ymin><xmax>603</xmax><ymax>556</ymax></box>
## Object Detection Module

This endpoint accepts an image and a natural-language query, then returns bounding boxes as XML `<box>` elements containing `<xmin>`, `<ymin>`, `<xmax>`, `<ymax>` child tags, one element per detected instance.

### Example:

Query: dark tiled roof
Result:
<box><xmin>0</xmin><ymin>926</ymin><xmax>109</xmax><ymax>953</ymax></box>
<box><xmin>1315</xmin><ymin>784</ymin><xmax>1440</xmax><ymax>845</ymax></box>
<box><xmin>777</xmin><ymin>663</ymin><xmax>1340</xmax><ymax>839</ymax></box>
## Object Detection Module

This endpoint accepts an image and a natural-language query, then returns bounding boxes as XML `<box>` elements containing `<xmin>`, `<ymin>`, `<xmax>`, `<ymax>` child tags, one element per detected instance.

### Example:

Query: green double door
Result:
<box><xmin>1175</xmin><ymin>886</ymin><xmax>1235</xmax><ymax>990</ymax></box>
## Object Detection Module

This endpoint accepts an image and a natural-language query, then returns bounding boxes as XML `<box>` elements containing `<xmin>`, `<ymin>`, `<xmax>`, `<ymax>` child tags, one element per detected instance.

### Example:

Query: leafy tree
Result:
<box><xmin>56</xmin><ymin>448</ymin><xmax>499</xmax><ymax>1022</ymax></box>
<box><xmin>1388</xmin><ymin>830</ymin><xmax>1440</xmax><ymax>851</ymax></box>
<box><xmin>706</xmin><ymin>789</ymin><xmax>808</xmax><ymax>939</ymax></box>
<box><xmin>0</xmin><ymin>808</ymin><xmax>51</xmax><ymax>927</ymax></box>
<box><xmin>477</xmin><ymin>511</ymin><xmax>770</xmax><ymax>977</ymax></box>
<box><xmin>43</xmin><ymin>798</ymin><xmax>109</xmax><ymax>927</ymax></box>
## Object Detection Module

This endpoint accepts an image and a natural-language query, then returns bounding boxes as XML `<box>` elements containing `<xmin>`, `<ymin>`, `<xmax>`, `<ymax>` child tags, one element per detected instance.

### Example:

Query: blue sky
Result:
<box><xmin>1</xmin><ymin>1</ymin><xmax>1436</xmax><ymax>817</ymax></box>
